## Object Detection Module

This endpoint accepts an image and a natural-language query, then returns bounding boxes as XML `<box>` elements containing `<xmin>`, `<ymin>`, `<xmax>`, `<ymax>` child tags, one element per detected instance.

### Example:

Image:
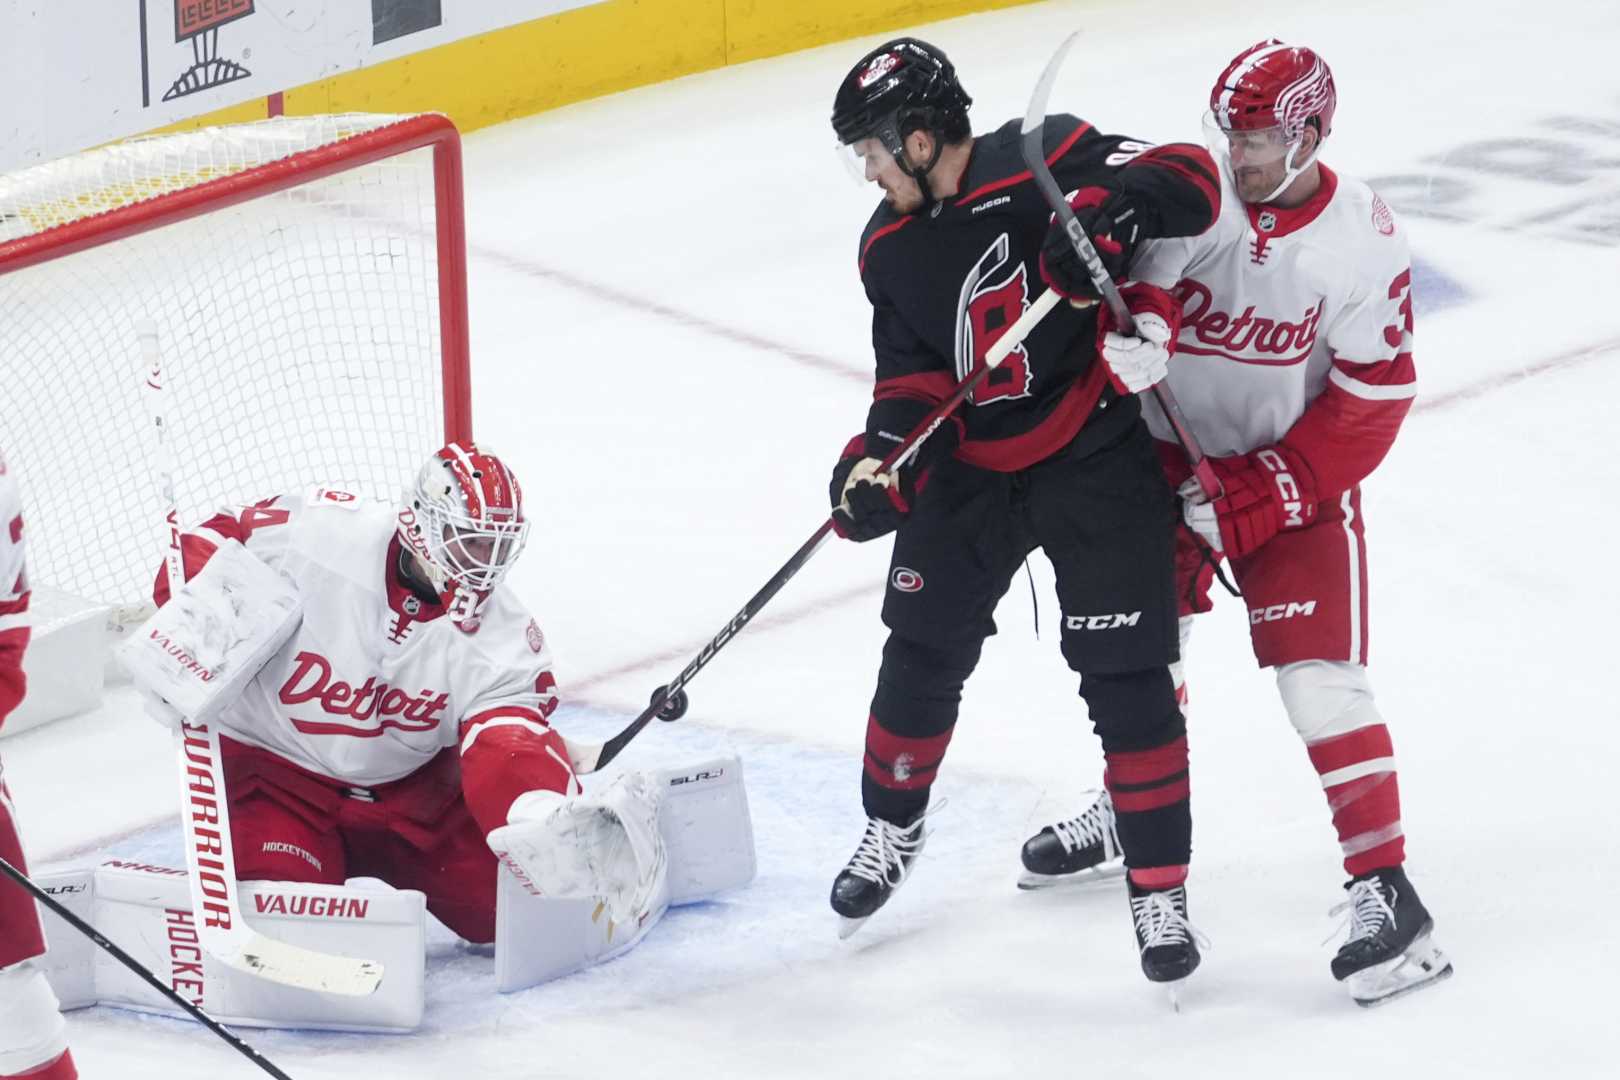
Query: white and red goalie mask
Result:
<box><xmin>1203</xmin><ymin>39</ymin><xmax>1337</xmax><ymax>203</ymax></box>
<box><xmin>397</xmin><ymin>442</ymin><xmax>530</xmax><ymax>600</ymax></box>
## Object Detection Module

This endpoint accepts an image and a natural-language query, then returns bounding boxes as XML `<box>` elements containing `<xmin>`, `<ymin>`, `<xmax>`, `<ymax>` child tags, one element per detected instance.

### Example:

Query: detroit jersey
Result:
<box><xmin>856</xmin><ymin>115</ymin><xmax>1219</xmax><ymax>471</ymax></box>
<box><xmin>0</xmin><ymin>453</ymin><xmax>28</xmax><ymax>725</ymax></box>
<box><xmin>1132</xmin><ymin>164</ymin><xmax>1417</xmax><ymax>498</ymax></box>
<box><xmin>157</xmin><ymin>488</ymin><xmax>559</xmax><ymax>789</ymax></box>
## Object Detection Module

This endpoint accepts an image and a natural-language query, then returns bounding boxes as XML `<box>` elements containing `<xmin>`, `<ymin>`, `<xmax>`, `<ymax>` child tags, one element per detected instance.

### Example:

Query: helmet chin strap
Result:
<box><xmin>893</xmin><ymin>137</ymin><xmax>945</xmax><ymax>213</ymax></box>
<box><xmin>1258</xmin><ymin>136</ymin><xmax>1321</xmax><ymax>204</ymax></box>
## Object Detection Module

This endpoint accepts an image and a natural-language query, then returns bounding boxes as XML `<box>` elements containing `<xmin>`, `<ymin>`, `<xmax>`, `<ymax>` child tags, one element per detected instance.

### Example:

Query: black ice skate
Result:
<box><xmin>830</xmin><ymin>812</ymin><xmax>927</xmax><ymax>940</ymax></box>
<box><xmin>1128</xmin><ymin>879</ymin><xmax>1206</xmax><ymax>1007</ymax></box>
<box><xmin>1018</xmin><ymin>790</ymin><xmax>1124</xmax><ymax>890</ymax></box>
<box><xmin>1329</xmin><ymin>865</ymin><xmax>1453</xmax><ymax>1007</ymax></box>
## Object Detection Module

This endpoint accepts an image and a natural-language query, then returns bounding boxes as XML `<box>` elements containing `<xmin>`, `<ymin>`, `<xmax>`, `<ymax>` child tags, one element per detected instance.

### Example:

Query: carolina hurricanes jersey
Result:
<box><xmin>156</xmin><ymin>488</ymin><xmax>560</xmax><ymax>789</ymax></box>
<box><xmin>1132</xmin><ymin>164</ymin><xmax>1417</xmax><ymax>499</ymax></box>
<box><xmin>0</xmin><ymin>453</ymin><xmax>29</xmax><ymax>727</ymax></box>
<box><xmin>856</xmin><ymin>116</ymin><xmax>1220</xmax><ymax>472</ymax></box>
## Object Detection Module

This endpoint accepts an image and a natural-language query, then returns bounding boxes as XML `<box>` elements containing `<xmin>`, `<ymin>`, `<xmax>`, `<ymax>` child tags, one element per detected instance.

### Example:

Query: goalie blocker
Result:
<box><xmin>30</xmin><ymin>755</ymin><xmax>755</xmax><ymax>1029</ymax></box>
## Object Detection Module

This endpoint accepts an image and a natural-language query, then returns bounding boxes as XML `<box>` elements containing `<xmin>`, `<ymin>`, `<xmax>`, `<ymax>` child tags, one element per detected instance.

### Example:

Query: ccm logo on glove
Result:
<box><xmin>1255</xmin><ymin>448</ymin><xmax>1308</xmax><ymax>528</ymax></box>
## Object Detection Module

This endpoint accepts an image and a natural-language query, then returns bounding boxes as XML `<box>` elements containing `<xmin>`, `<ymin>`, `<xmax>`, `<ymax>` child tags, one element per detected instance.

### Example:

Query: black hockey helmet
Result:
<box><xmin>832</xmin><ymin>39</ymin><xmax>972</xmax><ymax>208</ymax></box>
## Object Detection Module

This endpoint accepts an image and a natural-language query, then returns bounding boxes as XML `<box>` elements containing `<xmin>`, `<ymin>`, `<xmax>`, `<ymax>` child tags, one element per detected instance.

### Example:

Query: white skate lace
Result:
<box><xmin>1050</xmin><ymin>791</ymin><xmax>1117</xmax><ymax>857</ymax></box>
<box><xmin>1130</xmin><ymin>887</ymin><xmax>1210</xmax><ymax>953</ymax></box>
<box><xmin>1326</xmin><ymin>879</ymin><xmax>1396</xmax><ymax>946</ymax></box>
<box><xmin>845</xmin><ymin>807</ymin><xmax>934</xmax><ymax>887</ymax></box>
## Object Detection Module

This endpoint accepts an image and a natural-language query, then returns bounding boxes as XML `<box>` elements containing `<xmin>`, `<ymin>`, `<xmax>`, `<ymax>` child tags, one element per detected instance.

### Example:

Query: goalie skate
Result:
<box><xmin>1017</xmin><ymin>790</ymin><xmax>1124</xmax><ymax>891</ymax></box>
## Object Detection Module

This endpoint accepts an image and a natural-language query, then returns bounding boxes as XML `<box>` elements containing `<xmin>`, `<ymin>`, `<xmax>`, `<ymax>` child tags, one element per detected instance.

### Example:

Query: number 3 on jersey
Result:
<box><xmin>958</xmin><ymin>237</ymin><xmax>1034</xmax><ymax>405</ymax></box>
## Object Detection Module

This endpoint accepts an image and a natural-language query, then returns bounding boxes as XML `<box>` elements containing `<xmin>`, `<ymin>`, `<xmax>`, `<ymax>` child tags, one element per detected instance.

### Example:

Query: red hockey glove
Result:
<box><xmin>1095</xmin><ymin>282</ymin><xmax>1181</xmax><ymax>394</ymax></box>
<box><xmin>1039</xmin><ymin>186</ymin><xmax>1141</xmax><ymax>303</ymax></box>
<box><xmin>828</xmin><ymin>436</ymin><xmax>914</xmax><ymax>543</ymax></box>
<box><xmin>1185</xmin><ymin>446</ymin><xmax>1317</xmax><ymax>558</ymax></box>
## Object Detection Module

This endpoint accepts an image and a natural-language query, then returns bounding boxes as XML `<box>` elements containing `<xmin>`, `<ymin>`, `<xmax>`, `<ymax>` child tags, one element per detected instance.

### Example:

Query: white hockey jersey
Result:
<box><xmin>1132</xmin><ymin>164</ymin><xmax>1418</xmax><ymax>499</ymax></box>
<box><xmin>156</xmin><ymin>487</ymin><xmax>561</xmax><ymax>792</ymax></box>
<box><xmin>0</xmin><ymin>452</ymin><xmax>29</xmax><ymax>726</ymax></box>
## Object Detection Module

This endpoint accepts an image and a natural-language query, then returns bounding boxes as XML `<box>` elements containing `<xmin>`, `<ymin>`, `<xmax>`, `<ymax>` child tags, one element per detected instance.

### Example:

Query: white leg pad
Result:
<box><xmin>1275</xmin><ymin>660</ymin><xmax>1384</xmax><ymax>742</ymax></box>
<box><xmin>494</xmin><ymin>755</ymin><xmax>755</xmax><ymax>993</ymax></box>
<box><xmin>33</xmin><ymin>863</ymin><xmax>426</xmax><ymax>1032</ymax></box>
<box><xmin>0</xmin><ymin>960</ymin><xmax>68</xmax><ymax>1076</ymax></box>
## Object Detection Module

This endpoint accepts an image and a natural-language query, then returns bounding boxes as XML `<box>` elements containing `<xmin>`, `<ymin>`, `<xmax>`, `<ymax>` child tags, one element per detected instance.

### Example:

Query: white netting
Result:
<box><xmin>0</xmin><ymin>114</ymin><xmax>461</xmax><ymax>608</ymax></box>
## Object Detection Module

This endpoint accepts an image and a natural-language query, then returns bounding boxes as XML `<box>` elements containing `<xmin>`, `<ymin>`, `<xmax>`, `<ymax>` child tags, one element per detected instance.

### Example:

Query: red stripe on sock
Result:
<box><xmin>1128</xmin><ymin>864</ymin><xmax>1188</xmax><ymax>889</ymax></box>
<box><xmin>1104</xmin><ymin>736</ymin><xmax>1189</xmax><ymax>785</ymax></box>
<box><xmin>1108</xmin><ymin>776</ymin><xmax>1190</xmax><ymax>813</ymax></box>
<box><xmin>1305</xmin><ymin>724</ymin><xmax>1393</xmax><ymax>776</ymax></box>
<box><xmin>862</xmin><ymin>715</ymin><xmax>954</xmax><ymax>792</ymax></box>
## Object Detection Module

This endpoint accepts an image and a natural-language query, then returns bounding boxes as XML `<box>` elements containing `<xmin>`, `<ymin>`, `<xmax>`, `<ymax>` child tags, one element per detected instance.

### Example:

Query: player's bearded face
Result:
<box><xmin>847</xmin><ymin>136</ymin><xmax>925</xmax><ymax>213</ymax></box>
<box><xmin>1204</xmin><ymin>114</ymin><xmax>1296</xmax><ymax>204</ymax></box>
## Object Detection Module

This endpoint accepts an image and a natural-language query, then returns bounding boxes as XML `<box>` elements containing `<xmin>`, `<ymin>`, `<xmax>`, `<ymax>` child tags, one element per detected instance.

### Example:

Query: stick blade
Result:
<box><xmin>215</xmin><ymin>931</ymin><xmax>385</xmax><ymax>996</ymax></box>
<box><xmin>1021</xmin><ymin>31</ymin><xmax>1081</xmax><ymax>138</ymax></box>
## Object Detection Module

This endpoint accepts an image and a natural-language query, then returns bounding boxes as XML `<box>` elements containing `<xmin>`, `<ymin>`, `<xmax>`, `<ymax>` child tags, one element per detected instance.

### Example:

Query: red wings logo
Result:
<box><xmin>1371</xmin><ymin>194</ymin><xmax>1396</xmax><ymax>237</ymax></box>
<box><xmin>526</xmin><ymin>619</ymin><xmax>545</xmax><ymax>653</ymax></box>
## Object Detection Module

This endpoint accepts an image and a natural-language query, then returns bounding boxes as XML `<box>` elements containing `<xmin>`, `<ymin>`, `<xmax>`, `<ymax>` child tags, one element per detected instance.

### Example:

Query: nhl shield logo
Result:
<box><xmin>1257</xmin><ymin>210</ymin><xmax>1278</xmax><ymax>233</ymax></box>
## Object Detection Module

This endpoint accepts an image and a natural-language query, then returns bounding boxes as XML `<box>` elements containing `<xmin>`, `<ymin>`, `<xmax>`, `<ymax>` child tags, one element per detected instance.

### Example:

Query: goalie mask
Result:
<box><xmin>397</xmin><ymin>442</ymin><xmax>530</xmax><ymax>601</ymax></box>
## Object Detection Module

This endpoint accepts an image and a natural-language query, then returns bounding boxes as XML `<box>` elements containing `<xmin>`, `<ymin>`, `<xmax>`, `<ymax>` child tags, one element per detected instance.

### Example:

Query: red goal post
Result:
<box><xmin>0</xmin><ymin>113</ymin><xmax>473</xmax><ymax>616</ymax></box>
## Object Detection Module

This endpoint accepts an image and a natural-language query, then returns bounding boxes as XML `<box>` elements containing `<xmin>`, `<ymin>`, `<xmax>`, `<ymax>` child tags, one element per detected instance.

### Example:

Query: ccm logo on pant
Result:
<box><xmin>1250</xmin><ymin>600</ymin><xmax>1317</xmax><ymax>624</ymax></box>
<box><xmin>1065</xmin><ymin>611</ymin><xmax>1142</xmax><ymax>630</ymax></box>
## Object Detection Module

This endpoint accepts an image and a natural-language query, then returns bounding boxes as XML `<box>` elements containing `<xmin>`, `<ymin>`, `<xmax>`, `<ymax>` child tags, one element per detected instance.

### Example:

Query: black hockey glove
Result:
<box><xmin>828</xmin><ymin>441</ymin><xmax>915</xmax><ymax>543</ymax></box>
<box><xmin>1038</xmin><ymin>185</ymin><xmax>1142</xmax><ymax>303</ymax></box>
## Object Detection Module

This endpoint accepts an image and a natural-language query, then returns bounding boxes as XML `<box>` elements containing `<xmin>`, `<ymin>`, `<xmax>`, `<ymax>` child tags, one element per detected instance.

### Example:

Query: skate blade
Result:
<box><xmin>836</xmin><ymin>915</ymin><xmax>870</xmax><ymax>940</ymax></box>
<box><xmin>1348</xmin><ymin>936</ymin><xmax>1454</xmax><ymax>1008</ymax></box>
<box><xmin>1016</xmin><ymin>863</ymin><xmax>1127</xmax><ymax>892</ymax></box>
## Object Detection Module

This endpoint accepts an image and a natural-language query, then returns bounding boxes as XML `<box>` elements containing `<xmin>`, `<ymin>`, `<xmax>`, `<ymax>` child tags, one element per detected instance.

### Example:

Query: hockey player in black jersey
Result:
<box><xmin>824</xmin><ymin>38</ymin><xmax>1221</xmax><ymax>989</ymax></box>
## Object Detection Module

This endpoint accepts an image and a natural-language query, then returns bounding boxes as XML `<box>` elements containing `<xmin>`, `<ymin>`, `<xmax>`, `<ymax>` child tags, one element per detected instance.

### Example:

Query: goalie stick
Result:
<box><xmin>137</xmin><ymin>322</ymin><xmax>383</xmax><ymax>997</ymax></box>
<box><xmin>0</xmin><ymin>854</ymin><xmax>296</xmax><ymax>1080</ymax></box>
<box><xmin>1019</xmin><ymin>32</ymin><xmax>1222</xmax><ymax>502</ymax></box>
<box><xmin>566</xmin><ymin>288</ymin><xmax>1064</xmax><ymax>775</ymax></box>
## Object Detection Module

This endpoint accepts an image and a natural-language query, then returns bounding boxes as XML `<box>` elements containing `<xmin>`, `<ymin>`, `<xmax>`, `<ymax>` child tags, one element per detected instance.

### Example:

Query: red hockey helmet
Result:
<box><xmin>1210</xmin><ymin>39</ymin><xmax>1336</xmax><ymax>145</ymax></box>
<box><xmin>397</xmin><ymin>442</ymin><xmax>530</xmax><ymax>595</ymax></box>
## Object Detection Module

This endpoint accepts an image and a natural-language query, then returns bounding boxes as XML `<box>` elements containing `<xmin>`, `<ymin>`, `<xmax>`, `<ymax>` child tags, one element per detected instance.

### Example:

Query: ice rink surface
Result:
<box><xmin>6</xmin><ymin>0</ymin><xmax>1619</xmax><ymax>1075</ymax></box>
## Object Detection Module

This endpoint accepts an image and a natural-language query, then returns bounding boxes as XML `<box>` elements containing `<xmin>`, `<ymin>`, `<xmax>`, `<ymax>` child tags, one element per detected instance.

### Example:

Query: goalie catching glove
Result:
<box><xmin>487</xmin><ymin>771</ymin><xmax>670</xmax><ymax>928</ymax></box>
<box><xmin>1180</xmin><ymin>446</ymin><xmax>1318</xmax><ymax>558</ymax></box>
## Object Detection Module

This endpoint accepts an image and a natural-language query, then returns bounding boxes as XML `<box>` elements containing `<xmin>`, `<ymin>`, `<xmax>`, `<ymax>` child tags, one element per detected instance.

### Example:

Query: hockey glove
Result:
<box><xmin>829</xmin><ymin>439</ymin><xmax>914</xmax><ymax>543</ymax></box>
<box><xmin>1095</xmin><ymin>282</ymin><xmax>1181</xmax><ymax>395</ymax></box>
<box><xmin>1038</xmin><ymin>186</ymin><xmax>1142</xmax><ymax>303</ymax></box>
<box><xmin>1183</xmin><ymin>446</ymin><xmax>1317</xmax><ymax>559</ymax></box>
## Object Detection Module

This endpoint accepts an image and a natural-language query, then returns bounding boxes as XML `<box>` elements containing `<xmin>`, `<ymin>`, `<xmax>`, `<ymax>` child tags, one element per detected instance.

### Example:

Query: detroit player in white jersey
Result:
<box><xmin>1019</xmin><ymin>41</ymin><xmax>1451</xmax><ymax>1006</ymax></box>
<box><xmin>150</xmin><ymin>442</ymin><xmax>665</xmax><ymax>948</ymax></box>
<box><xmin>0</xmin><ymin>452</ymin><xmax>78</xmax><ymax>1080</ymax></box>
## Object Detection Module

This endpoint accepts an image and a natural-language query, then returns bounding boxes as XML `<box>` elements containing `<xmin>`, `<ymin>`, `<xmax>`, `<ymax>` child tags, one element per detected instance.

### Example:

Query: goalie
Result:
<box><xmin>137</xmin><ymin>442</ymin><xmax>670</xmax><ymax>956</ymax></box>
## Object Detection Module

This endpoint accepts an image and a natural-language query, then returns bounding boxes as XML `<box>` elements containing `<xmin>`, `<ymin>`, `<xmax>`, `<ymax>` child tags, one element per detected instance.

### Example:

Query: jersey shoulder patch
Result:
<box><xmin>306</xmin><ymin>485</ymin><xmax>366</xmax><ymax>510</ymax></box>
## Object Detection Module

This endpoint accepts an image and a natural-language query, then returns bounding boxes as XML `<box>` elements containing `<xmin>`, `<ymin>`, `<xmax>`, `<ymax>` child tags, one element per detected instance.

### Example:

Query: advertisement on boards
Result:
<box><xmin>0</xmin><ymin>0</ymin><xmax>598</xmax><ymax>172</ymax></box>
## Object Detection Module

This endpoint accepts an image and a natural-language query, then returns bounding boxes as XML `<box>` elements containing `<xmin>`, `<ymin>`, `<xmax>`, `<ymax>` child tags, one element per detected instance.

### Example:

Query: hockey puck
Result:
<box><xmin>652</xmin><ymin>685</ymin><xmax>689</xmax><ymax>722</ymax></box>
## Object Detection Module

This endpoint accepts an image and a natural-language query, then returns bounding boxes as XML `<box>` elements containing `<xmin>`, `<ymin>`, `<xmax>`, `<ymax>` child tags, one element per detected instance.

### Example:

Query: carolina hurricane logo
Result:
<box><xmin>859</xmin><ymin>52</ymin><xmax>901</xmax><ymax>88</ymax></box>
<box><xmin>891</xmin><ymin>567</ymin><xmax>924</xmax><ymax>593</ymax></box>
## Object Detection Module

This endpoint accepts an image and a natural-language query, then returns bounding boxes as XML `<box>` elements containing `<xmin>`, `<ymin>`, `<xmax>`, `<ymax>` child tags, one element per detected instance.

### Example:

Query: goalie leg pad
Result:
<box><xmin>33</xmin><ymin>863</ymin><xmax>426</xmax><ymax>1033</ymax></box>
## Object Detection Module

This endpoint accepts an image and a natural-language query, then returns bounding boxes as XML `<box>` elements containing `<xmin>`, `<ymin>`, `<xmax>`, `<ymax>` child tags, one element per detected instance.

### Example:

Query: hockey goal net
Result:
<box><xmin>0</xmin><ymin>113</ymin><xmax>472</xmax><ymax>616</ymax></box>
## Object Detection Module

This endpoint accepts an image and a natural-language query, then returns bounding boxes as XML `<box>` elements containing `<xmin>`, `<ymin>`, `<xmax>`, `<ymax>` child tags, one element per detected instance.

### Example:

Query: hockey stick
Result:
<box><xmin>1020</xmin><ymin>32</ymin><xmax>1222</xmax><ymax>502</ymax></box>
<box><xmin>566</xmin><ymin>288</ymin><xmax>1065</xmax><ymax>774</ymax></box>
<box><xmin>138</xmin><ymin>322</ymin><xmax>383</xmax><ymax>997</ymax></box>
<box><xmin>0</xmin><ymin>854</ymin><xmax>296</xmax><ymax>1080</ymax></box>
